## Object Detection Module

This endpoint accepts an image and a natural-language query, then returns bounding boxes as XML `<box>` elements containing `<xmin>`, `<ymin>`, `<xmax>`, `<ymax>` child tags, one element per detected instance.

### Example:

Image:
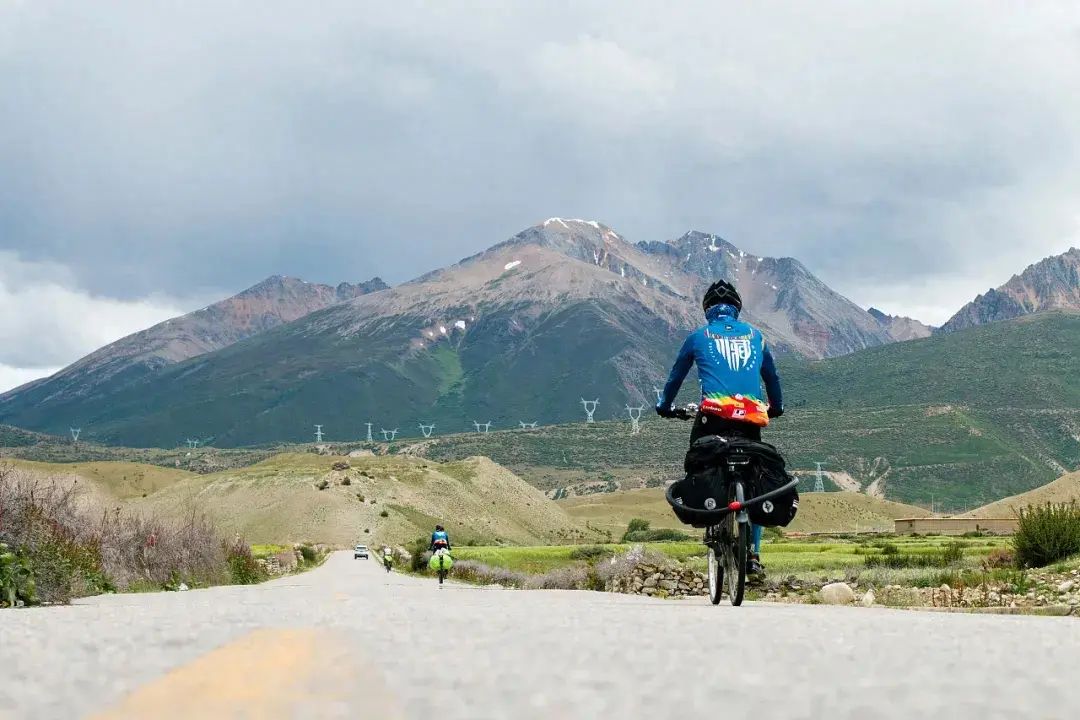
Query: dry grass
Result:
<box><xmin>14</xmin><ymin>453</ymin><xmax>596</xmax><ymax>548</ymax></box>
<box><xmin>8</xmin><ymin>459</ymin><xmax>194</xmax><ymax>501</ymax></box>
<box><xmin>0</xmin><ymin>464</ymin><xmax>228</xmax><ymax>603</ymax></box>
<box><xmin>963</xmin><ymin>471</ymin><xmax>1080</xmax><ymax>519</ymax></box>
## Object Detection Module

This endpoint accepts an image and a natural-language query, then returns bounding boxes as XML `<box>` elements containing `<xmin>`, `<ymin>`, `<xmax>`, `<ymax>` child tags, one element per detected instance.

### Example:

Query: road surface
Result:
<box><xmin>2</xmin><ymin>551</ymin><xmax>1078</xmax><ymax>719</ymax></box>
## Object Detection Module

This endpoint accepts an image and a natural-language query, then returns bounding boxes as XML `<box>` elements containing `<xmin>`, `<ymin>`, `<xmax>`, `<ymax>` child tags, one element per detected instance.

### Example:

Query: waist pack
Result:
<box><xmin>675</xmin><ymin>435</ymin><xmax>799</xmax><ymax>528</ymax></box>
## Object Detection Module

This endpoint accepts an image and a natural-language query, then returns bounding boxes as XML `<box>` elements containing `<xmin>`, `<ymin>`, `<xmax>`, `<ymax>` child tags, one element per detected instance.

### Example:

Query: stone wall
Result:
<box><xmin>608</xmin><ymin>561</ymin><xmax>707</xmax><ymax>598</ymax></box>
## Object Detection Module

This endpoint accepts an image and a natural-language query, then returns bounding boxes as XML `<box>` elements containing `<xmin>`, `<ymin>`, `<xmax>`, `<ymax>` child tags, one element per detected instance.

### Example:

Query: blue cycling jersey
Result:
<box><xmin>659</xmin><ymin>304</ymin><xmax>783</xmax><ymax>426</ymax></box>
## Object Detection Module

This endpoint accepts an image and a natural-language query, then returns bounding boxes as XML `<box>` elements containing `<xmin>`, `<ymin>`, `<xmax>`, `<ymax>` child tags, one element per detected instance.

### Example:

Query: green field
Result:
<box><xmin>453</xmin><ymin>535</ymin><xmax>1014</xmax><ymax>585</ymax></box>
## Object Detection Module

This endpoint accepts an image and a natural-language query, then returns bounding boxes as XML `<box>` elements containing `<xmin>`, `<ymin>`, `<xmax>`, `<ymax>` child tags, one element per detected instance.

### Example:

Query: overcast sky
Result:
<box><xmin>2</xmin><ymin>1</ymin><xmax>1079</xmax><ymax>391</ymax></box>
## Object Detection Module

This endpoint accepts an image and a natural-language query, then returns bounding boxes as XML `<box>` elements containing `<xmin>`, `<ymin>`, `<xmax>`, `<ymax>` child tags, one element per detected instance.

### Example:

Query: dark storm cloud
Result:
<box><xmin>1</xmin><ymin>1</ymin><xmax>1079</xmax><ymax>341</ymax></box>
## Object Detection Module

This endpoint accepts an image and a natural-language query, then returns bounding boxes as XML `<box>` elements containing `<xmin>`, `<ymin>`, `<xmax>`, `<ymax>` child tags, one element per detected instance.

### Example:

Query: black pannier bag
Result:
<box><xmin>671</xmin><ymin>435</ymin><xmax>799</xmax><ymax>528</ymax></box>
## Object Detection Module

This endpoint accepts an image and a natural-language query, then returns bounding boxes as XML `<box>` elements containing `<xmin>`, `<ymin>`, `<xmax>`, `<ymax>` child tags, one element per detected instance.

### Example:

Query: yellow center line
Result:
<box><xmin>89</xmin><ymin>628</ymin><xmax>404</xmax><ymax>719</ymax></box>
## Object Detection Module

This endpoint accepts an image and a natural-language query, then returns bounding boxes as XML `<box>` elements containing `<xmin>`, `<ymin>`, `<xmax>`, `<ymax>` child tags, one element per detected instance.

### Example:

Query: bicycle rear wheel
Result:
<box><xmin>722</xmin><ymin>483</ymin><xmax>747</xmax><ymax>606</ymax></box>
<box><xmin>725</xmin><ymin>521</ymin><xmax>747</xmax><ymax>606</ymax></box>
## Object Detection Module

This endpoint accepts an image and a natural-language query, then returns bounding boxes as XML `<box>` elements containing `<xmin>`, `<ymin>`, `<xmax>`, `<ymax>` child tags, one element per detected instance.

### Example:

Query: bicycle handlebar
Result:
<box><xmin>663</xmin><ymin>403</ymin><xmax>698</xmax><ymax>421</ymax></box>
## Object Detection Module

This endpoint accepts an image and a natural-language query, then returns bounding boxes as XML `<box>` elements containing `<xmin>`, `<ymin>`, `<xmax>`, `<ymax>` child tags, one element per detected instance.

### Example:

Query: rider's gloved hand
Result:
<box><xmin>767</xmin><ymin>405</ymin><xmax>784</xmax><ymax>419</ymax></box>
<box><xmin>655</xmin><ymin>404</ymin><xmax>676</xmax><ymax>418</ymax></box>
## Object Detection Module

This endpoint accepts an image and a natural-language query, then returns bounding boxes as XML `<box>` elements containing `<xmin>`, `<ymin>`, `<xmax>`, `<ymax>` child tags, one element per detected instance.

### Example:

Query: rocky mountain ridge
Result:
<box><xmin>940</xmin><ymin>247</ymin><xmax>1079</xmax><ymax>332</ymax></box>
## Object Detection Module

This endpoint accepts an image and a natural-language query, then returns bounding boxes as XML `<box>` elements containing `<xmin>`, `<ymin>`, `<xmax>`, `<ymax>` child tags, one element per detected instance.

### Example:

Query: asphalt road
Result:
<box><xmin>2</xmin><ymin>551</ymin><xmax>1079</xmax><ymax>719</ymax></box>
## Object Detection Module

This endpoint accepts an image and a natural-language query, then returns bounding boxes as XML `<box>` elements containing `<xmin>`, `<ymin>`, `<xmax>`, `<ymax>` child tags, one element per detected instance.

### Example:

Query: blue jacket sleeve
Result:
<box><xmin>761</xmin><ymin>343</ymin><xmax>783</xmax><ymax>409</ymax></box>
<box><xmin>658</xmin><ymin>333</ymin><xmax>695</xmax><ymax>410</ymax></box>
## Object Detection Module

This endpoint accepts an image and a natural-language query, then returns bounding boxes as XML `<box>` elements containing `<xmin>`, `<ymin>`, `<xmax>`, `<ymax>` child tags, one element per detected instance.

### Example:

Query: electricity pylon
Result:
<box><xmin>581</xmin><ymin>398</ymin><xmax>599</xmax><ymax>423</ymax></box>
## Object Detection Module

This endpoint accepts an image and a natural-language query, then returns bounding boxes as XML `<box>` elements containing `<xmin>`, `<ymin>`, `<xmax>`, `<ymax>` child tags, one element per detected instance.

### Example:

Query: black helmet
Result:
<box><xmin>702</xmin><ymin>280</ymin><xmax>742</xmax><ymax>313</ymax></box>
<box><xmin>435</xmin><ymin>524</ymin><xmax>444</xmax><ymax>532</ymax></box>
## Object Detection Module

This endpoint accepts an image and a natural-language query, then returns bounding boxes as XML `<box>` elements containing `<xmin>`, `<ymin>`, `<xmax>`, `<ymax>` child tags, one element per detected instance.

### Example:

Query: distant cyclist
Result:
<box><xmin>656</xmin><ymin>280</ymin><xmax>784</xmax><ymax>575</ymax></box>
<box><xmin>382</xmin><ymin>547</ymin><xmax>393</xmax><ymax>572</ymax></box>
<box><xmin>430</xmin><ymin>525</ymin><xmax>451</xmax><ymax>554</ymax></box>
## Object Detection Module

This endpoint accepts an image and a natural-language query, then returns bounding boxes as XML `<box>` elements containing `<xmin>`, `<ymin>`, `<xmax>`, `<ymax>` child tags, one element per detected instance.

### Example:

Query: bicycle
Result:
<box><xmin>663</xmin><ymin>404</ymin><xmax>799</xmax><ymax>606</ymax></box>
<box><xmin>429</xmin><ymin>547</ymin><xmax>452</xmax><ymax>586</ymax></box>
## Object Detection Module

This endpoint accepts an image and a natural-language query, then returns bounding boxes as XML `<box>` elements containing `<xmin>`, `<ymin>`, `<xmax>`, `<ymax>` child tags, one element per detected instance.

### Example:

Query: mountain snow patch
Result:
<box><xmin>439</xmin><ymin>326</ymin><xmax>447</xmax><ymax>335</ymax></box>
<box><xmin>546</xmin><ymin>217</ymin><xmax>602</xmax><ymax>230</ymax></box>
<box><xmin>504</xmin><ymin>260</ymin><xmax>522</xmax><ymax>271</ymax></box>
<box><xmin>454</xmin><ymin>320</ymin><xmax>466</xmax><ymax>330</ymax></box>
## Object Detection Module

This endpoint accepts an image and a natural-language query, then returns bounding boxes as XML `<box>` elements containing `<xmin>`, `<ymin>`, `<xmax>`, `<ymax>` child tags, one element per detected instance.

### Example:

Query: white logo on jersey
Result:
<box><xmin>714</xmin><ymin>335</ymin><xmax>752</xmax><ymax>371</ymax></box>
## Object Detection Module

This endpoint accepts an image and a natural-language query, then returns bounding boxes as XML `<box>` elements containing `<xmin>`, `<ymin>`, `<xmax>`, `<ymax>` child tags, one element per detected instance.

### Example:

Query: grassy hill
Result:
<box><xmin>8</xmin><ymin>459</ymin><xmax>195</xmax><ymax>500</ymax></box>
<box><xmin>7</xmin><ymin>453</ymin><xmax>594</xmax><ymax>547</ymax></box>
<box><xmin>0</xmin><ymin>440</ymin><xmax>277</xmax><ymax>474</ymax></box>
<box><xmin>963</xmin><ymin>470</ymin><xmax>1080</xmax><ymax>519</ymax></box>
<box><xmin>0</xmin><ymin>424</ymin><xmax>58</xmax><ymax>448</ymax></box>
<box><xmin>787</xmin><ymin>311</ymin><xmax>1080</xmax><ymax>410</ymax></box>
<box><xmin>413</xmin><ymin>402</ymin><xmax>1074</xmax><ymax>511</ymax></box>
<box><xmin>559</xmin><ymin>487</ymin><xmax>929</xmax><ymax>536</ymax></box>
<box><xmin>416</xmin><ymin>313</ymin><xmax>1079</xmax><ymax>510</ymax></box>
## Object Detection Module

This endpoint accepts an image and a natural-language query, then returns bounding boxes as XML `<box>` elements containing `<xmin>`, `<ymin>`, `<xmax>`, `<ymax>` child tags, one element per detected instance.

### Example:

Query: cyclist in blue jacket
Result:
<box><xmin>430</xmin><ymin>525</ymin><xmax>451</xmax><ymax>553</ymax></box>
<box><xmin>656</xmin><ymin>280</ymin><xmax>784</xmax><ymax>574</ymax></box>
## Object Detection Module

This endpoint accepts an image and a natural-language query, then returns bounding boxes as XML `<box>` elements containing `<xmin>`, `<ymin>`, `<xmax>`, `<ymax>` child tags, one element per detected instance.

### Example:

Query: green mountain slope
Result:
<box><xmin>788</xmin><ymin>311</ymin><xmax>1080</xmax><ymax>410</ymax></box>
<box><xmin>415</xmin><ymin>313</ymin><xmax>1079</xmax><ymax>510</ymax></box>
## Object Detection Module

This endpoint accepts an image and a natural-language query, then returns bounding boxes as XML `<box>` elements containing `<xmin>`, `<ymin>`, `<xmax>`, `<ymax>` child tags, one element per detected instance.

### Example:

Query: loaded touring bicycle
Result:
<box><xmin>665</xmin><ymin>404</ymin><xmax>800</xmax><ymax>606</ymax></box>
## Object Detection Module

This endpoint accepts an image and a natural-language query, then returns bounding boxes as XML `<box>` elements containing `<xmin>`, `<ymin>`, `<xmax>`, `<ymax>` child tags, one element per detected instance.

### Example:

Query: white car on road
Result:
<box><xmin>353</xmin><ymin>545</ymin><xmax>369</xmax><ymax>559</ymax></box>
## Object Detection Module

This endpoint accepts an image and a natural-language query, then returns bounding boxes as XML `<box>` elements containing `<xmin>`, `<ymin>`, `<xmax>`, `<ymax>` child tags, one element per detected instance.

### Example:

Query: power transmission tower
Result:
<box><xmin>69</xmin><ymin>427</ymin><xmax>81</xmax><ymax>444</ymax></box>
<box><xmin>580</xmin><ymin>398</ymin><xmax>599</xmax><ymax>423</ymax></box>
<box><xmin>814</xmin><ymin>462</ymin><xmax>826</xmax><ymax>493</ymax></box>
<box><xmin>518</xmin><ymin>421</ymin><xmax>538</xmax><ymax>430</ymax></box>
<box><xmin>473</xmin><ymin>421</ymin><xmax>492</xmax><ymax>434</ymax></box>
<box><xmin>314</xmin><ymin>425</ymin><xmax>324</xmax><ymax>443</ymax></box>
<box><xmin>626</xmin><ymin>405</ymin><xmax>644</xmax><ymax>435</ymax></box>
<box><xmin>381</xmin><ymin>428</ymin><xmax>399</xmax><ymax>442</ymax></box>
<box><xmin>186</xmin><ymin>439</ymin><xmax>200</xmax><ymax>450</ymax></box>
<box><xmin>365</xmin><ymin>423</ymin><xmax>373</xmax><ymax>443</ymax></box>
<box><xmin>419</xmin><ymin>423</ymin><xmax>435</xmax><ymax>438</ymax></box>
<box><xmin>653</xmin><ymin>386</ymin><xmax>663</xmax><ymax>403</ymax></box>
